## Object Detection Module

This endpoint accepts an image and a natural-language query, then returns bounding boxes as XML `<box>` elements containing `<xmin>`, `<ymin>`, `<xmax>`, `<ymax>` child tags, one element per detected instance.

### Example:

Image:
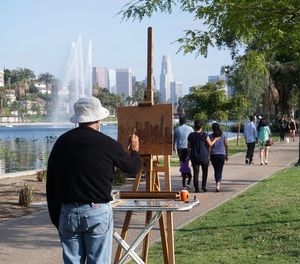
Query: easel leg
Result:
<box><xmin>166</xmin><ymin>212</ymin><xmax>175</xmax><ymax>264</ymax></box>
<box><xmin>142</xmin><ymin>155</ymin><xmax>154</xmax><ymax>262</ymax></box>
<box><xmin>159</xmin><ymin>212</ymin><xmax>169</xmax><ymax>264</ymax></box>
<box><xmin>142</xmin><ymin>211</ymin><xmax>152</xmax><ymax>262</ymax></box>
<box><xmin>163</xmin><ymin>155</ymin><xmax>175</xmax><ymax>264</ymax></box>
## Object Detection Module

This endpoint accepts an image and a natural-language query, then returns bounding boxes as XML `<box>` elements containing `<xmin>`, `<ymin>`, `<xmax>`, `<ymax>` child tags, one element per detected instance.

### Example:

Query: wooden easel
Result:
<box><xmin>114</xmin><ymin>27</ymin><xmax>175</xmax><ymax>264</ymax></box>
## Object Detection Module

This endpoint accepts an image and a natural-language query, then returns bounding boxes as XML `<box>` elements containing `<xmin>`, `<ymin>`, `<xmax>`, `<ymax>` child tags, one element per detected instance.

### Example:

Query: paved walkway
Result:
<box><xmin>0</xmin><ymin>139</ymin><xmax>298</xmax><ymax>264</ymax></box>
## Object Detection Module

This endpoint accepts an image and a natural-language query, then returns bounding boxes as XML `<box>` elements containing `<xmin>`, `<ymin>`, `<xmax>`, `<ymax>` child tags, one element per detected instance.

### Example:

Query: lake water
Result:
<box><xmin>0</xmin><ymin>123</ymin><xmax>237</xmax><ymax>174</ymax></box>
<box><xmin>0</xmin><ymin>123</ymin><xmax>117</xmax><ymax>174</ymax></box>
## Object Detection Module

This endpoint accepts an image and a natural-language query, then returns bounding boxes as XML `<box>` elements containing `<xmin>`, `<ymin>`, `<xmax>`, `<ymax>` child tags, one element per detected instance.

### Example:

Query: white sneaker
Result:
<box><xmin>186</xmin><ymin>184</ymin><xmax>191</xmax><ymax>189</ymax></box>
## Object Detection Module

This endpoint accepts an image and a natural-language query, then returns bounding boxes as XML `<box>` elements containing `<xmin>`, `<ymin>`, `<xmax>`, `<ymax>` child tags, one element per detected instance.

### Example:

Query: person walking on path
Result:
<box><xmin>257</xmin><ymin>117</ymin><xmax>272</xmax><ymax>165</ymax></box>
<box><xmin>46</xmin><ymin>96</ymin><xmax>141</xmax><ymax>264</ymax></box>
<box><xmin>288</xmin><ymin>117</ymin><xmax>297</xmax><ymax>142</ymax></box>
<box><xmin>188</xmin><ymin>120</ymin><xmax>219</xmax><ymax>193</ymax></box>
<box><xmin>179</xmin><ymin>148</ymin><xmax>192</xmax><ymax>189</ymax></box>
<box><xmin>277</xmin><ymin>115</ymin><xmax>288</xmax><ymax>142</ymax></box>
<box><xmin>173</xmin><ymin>116</ymin><xmax>194</xmax><ymax>161</ymax></box>
<box><xmin>209</xmin><ymin>122</ymin><xmax>228</xmax><ymax>192</ymax></box>
<box><xmin>244</xmin><ymin>115</ymin><xmax>257</xmax><ymax>165</ymax></box>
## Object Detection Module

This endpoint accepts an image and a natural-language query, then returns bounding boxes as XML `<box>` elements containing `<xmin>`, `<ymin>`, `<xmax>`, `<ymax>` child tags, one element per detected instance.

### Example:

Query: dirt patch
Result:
<box><xmin>0</xmin><ymin>175</ymin><xmax>46</xmax><ymax>223</ymax></box>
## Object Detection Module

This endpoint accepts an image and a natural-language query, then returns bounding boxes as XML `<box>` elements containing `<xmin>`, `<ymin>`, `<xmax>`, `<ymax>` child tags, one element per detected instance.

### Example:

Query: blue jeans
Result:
<box><xmin>59</xmin><ymin>202</ymin><xmax>113</xmax><ymax>264</ymax></box>
<box><xmin>210</xmin><ymin>154</ymin><xmax>225</xmax><ymax>183</ymax></box>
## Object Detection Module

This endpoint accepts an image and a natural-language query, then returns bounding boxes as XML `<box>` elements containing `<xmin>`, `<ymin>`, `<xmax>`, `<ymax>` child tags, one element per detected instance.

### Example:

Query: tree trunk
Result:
<box><xmin>236</xmin><ymin>122</ymin><xmax>241</xmax><ymax>146</ymax></box>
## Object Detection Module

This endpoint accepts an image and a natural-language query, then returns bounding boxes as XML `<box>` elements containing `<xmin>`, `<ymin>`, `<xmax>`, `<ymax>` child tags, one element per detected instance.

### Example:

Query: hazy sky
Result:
<box><xmin>0</xmin><ymin>0</ymin><xmax>234</xmax><ymax>94</ymax></box>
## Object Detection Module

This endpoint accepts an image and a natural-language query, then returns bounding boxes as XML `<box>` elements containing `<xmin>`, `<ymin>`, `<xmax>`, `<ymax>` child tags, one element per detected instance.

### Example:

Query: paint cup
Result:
<box><xmin>180</xmin><ymin>190</ymin><xmax>189</xmax><ymax>202</ymax></box>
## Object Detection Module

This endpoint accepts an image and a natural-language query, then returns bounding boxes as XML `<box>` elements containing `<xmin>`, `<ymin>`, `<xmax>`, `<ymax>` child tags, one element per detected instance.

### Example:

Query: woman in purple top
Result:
<box><xmin>209</xmin><ymin>123</ymin><xmax>228</xmax><ymax>192</ymax></box>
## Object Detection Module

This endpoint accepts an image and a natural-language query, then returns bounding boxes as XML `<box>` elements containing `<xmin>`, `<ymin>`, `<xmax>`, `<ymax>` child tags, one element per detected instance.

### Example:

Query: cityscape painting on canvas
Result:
<box><xmin>117</xmin><ymin>104</ymin><xmax>173</xmax><ymax>155</ymax></box>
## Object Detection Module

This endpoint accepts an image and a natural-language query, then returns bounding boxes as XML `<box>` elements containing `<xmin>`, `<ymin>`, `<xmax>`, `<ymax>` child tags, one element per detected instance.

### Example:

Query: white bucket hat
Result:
<box><xmin>70</xmin><ymin>96</ymin><xmax>109</xmax><ymax>123</ymax></box>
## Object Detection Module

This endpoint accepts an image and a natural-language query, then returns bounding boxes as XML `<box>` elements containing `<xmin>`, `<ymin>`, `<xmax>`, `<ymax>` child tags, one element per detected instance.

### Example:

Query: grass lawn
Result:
<box><xmin>147</xmin><ymin>166</ymin><xmax>300</xmax><ymax>263</ymax></box>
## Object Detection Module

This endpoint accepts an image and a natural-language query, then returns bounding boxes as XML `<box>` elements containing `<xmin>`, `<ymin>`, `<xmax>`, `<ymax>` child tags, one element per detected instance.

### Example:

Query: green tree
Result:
<box><xmin>38</xmin><ymin>72</ymin><xmax>55</xmax><ymax>119</ymax></box>
<box><xmin>120</xmin><ymin>0</ymin><xmax>300</xmax><ymax>119</ymax></box>
<box><xmin>31</xmin><ymin>103</ymin><xmax>41</xmax><ymax>116</ymax></box>
<box><xmin>6</xmin><ymin>68</ymin><xmax>36</xmax><ymax>121</ymax></box>
<box><xmin>228</xmin><ymin>94</ymin><xmax>250</xmax><ymax>145</ymax></box>
<box><xmin>96</xmin><ymin>86</ymin><xmax>122</xmax><ymax>116</ymax></box>
<box><xmin>181</xmin><ymin>81</ymin><xmax>228</xmax><ymax>120</ymax></box>
<box><xmin>120</xmin><ymin>1</ymin><xmax>299</xmax><ymax>59</ymax></box>
<box><xmin>132</xmin><ymin>81</ymin><xmax>146</xmax><ymax>104</ymax></box>
<box><xmin>229</xmin><ymin>51</ymin><xmax>268</xmax><ymax>114</ymax></box>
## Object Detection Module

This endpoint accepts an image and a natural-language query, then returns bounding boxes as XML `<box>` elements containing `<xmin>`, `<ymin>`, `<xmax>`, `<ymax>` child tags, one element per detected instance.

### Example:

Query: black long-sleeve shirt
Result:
<box><xmin>46</xmin><ymin>126</ymin><xmax>141</xmax><ymax>228</ymax></box>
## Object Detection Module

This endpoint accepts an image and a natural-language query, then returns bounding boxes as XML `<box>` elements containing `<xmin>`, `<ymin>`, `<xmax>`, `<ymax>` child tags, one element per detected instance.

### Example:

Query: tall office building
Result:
<box><xmin>108</xmin><ymin>69</ymin><xmax>116</xmax><ymax>94</ymax></box>
<box><xmin>207</xmin><ymin>66</ymin><xmax>233</xmax><ymax>97</ymax></box>
<box><xmin>208</xmin><ymin>75</ymin><xmax>222</xmax><ymax>83</ymax></box>
<box><xmin>131</xmin><ymin>76</ymin><xmax>136</xmax><ymax>95</ymax></box>
<box><xmin>92</xmin><ymin>67</ymin><xmax>109</xmax><ymax>89</ymax></box>
<box><xmin>170</xmin><ymin>81</ymin><xmax>183</xmax><ymax>104</ymax></box>
<box><xmin>116</xmin><ymin>68</ymin><xmax>132</xmax><ymax>97</ymax></box>
<box><xmin>159</xmin><ymin>55</ymin><xmax>173</xmax><ymax>103</ymax></box>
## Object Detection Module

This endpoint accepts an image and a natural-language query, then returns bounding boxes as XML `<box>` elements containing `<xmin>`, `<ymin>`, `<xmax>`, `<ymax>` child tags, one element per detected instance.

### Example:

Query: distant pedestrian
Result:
<box><xmin>173</xmin><ymin>116</ymin><xmax>194</xmax><ymax>161</ymax></box>
<box><xmin>244</xmin><ymin>115</ymin><xmax>257</xmax><ymax>165</ymax></box>
<box><xmin>179</xmin><ymin>148</ymin><xmax>192</xmax><ymax>189</ymax></box>
<box><xmin>257</xmin><ymin>117</ymin><xmax>271</xmax><ymax>165</ymax></box>
<box><xmin>209</xmin><ymin>122</ymin><xmax>228</xmax><ymax>192</ymax></box>
<box><xmin>277</xmin><ymin>115</ymin><xmax>288</xmax><ymax>141</ymax></box>
<box><xmin>188</xmin><ymin>120</ymin><xmax>219</xmax><ymax>192</ymax></box>
<box><xmin>288</xmin><ymin>117</ymin><xmax>297</xmax><ymax>142</ymax></box>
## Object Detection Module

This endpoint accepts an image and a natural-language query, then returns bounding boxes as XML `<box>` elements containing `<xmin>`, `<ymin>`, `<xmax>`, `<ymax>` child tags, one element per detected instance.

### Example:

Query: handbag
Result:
<box><xmin>265</xmin><ymin>137</ymin><xmax>273</xmax><ymax>146</ymax></box>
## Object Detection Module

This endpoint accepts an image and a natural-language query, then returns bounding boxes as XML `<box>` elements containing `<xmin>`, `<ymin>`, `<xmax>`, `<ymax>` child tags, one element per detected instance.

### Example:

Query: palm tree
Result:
<box><xmin>10</xmin><ymin>68</ymin><xmax>35</xmax><ymax>121</ymax></box>
<box><xmin>38</xmin><ymin>72</ymin><xmax>55</xmax><ymax>120</ymax></box>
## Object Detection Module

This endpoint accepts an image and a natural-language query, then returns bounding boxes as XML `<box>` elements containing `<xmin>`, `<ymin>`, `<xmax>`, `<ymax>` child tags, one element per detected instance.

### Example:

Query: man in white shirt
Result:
<box><xmin>244</xmin><ymin>115</ymin><xmax>257</xmax><ymax>164</ymax></box>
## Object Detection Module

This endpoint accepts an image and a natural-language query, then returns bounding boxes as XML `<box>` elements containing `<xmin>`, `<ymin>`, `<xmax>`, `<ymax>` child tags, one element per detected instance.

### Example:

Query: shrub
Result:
<box><xmin>19</xmin><ymin>184</ymin><xmax>33</xmax><ymax>207</ymax></box>
<box><xmin>36</xmin><ymin>170</ymin><xmax>47</xmax><ymax>182</ymax></box>
<box><xmin>113</xmin><ymin>168</ymin><xmax>128</xmax><ymax>186</ymax></box>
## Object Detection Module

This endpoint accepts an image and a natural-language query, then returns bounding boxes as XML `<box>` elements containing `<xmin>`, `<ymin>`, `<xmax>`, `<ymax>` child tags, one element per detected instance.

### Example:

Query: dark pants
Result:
<box><xmin>177</xmin><ymin>148</ymin><xmax>187</xmax><ymax>161</ymax></box>
<box><xmin>246</xmin><ymin>142</ymin><xmax>256</xmax><ymax>163</ymax></box>
<box><xmin>192</xmin><ymin>161</ymin><xmax>209</xmax><ymax>191</ymax></box>
<box><xmin>181</xmin><ymin>172</ymin><xmax>192</xmax><ymax>187</ymax></box>
<box><xmin>210</xmin><ymin>154</ymin><xmax>225</xmax><ymax>183</ymax></box>
<box><xmin>279</xmin><ymin>129</ymin><xmax>285</xmax><ymax>141</ymax></box>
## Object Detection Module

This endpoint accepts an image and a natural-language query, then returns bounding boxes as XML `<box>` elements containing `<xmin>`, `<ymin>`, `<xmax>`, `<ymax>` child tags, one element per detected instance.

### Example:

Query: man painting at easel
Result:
<box><xmin>46</xmin><ymin>96</ymin><xmax>141</xmax><ymax>264</ymax></box>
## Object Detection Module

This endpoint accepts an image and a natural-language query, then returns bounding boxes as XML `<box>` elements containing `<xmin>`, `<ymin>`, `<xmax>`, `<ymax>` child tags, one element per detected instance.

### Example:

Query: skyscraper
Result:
<box><xmin>116</xmin><ymin>68</ymin><xmax>132</xmax><ymax>97</ymax></box>
<box><xmin>108</xmin><ymin>69</ymin><xmax>116</xmax><ymax>94</ymax></box>
<box><xmin>160</xmin><ymin>55</ymin><xmax>173</xmax><ymax>103</ymax></box>
<box><xmin>92</xmin><ymin>67</ymin><xmax>109</xmax><ymax>89</ymax></box>
<box><xmin>207</xmin><ymin>66</ymin><xmax>233</xmax><ymax>97</ymax></box>
<box><xmin>170</xmin><ymin>81</ymin><xmax>183</xmax><ymax>104</ymax></box>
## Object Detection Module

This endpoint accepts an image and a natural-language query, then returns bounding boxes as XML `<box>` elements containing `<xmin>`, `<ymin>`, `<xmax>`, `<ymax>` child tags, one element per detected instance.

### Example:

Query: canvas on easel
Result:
<box><xmin>117</xmin><ymin>104</ymin><xmax>173</xmax><ymax>155</ymax></box>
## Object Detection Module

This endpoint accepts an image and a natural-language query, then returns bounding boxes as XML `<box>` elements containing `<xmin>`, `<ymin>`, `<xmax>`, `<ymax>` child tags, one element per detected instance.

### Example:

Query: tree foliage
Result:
<box><xmin>121</xmin><ymin>0</ymin><xmax>299</xmax><ymax>58</ymax></box>
<box><xmin>121</xmin><ymin>0</ymin><xmax>300</xmax><ymax>118</ymax></box>
<box><xmin>229</xmin><ymin>51</ymin><xmax>268</xmax><ymax>113</ymax></box>
<box><xmin>181</xmin><ymin>81</ymin><xmax>227</xmax><ymax>120</ymax></box>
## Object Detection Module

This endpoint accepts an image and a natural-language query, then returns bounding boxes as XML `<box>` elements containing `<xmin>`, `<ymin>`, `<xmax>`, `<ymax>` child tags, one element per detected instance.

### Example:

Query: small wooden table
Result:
<box><xmin>112</xmin><ymin>199</ymin><xmax>200</xmax><ymax>264</ymax></box>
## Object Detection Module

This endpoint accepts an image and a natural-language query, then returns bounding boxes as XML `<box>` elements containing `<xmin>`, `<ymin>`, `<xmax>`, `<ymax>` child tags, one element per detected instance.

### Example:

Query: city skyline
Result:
<box><xmin>92</xmin><ymin>55</ymin><xmax>183</xmax><ymax>102</ymax></box>
<box><xmin>0</xmin><ymin>1</ymin><xmax>234</xmax><ymax>95</ymax></box>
